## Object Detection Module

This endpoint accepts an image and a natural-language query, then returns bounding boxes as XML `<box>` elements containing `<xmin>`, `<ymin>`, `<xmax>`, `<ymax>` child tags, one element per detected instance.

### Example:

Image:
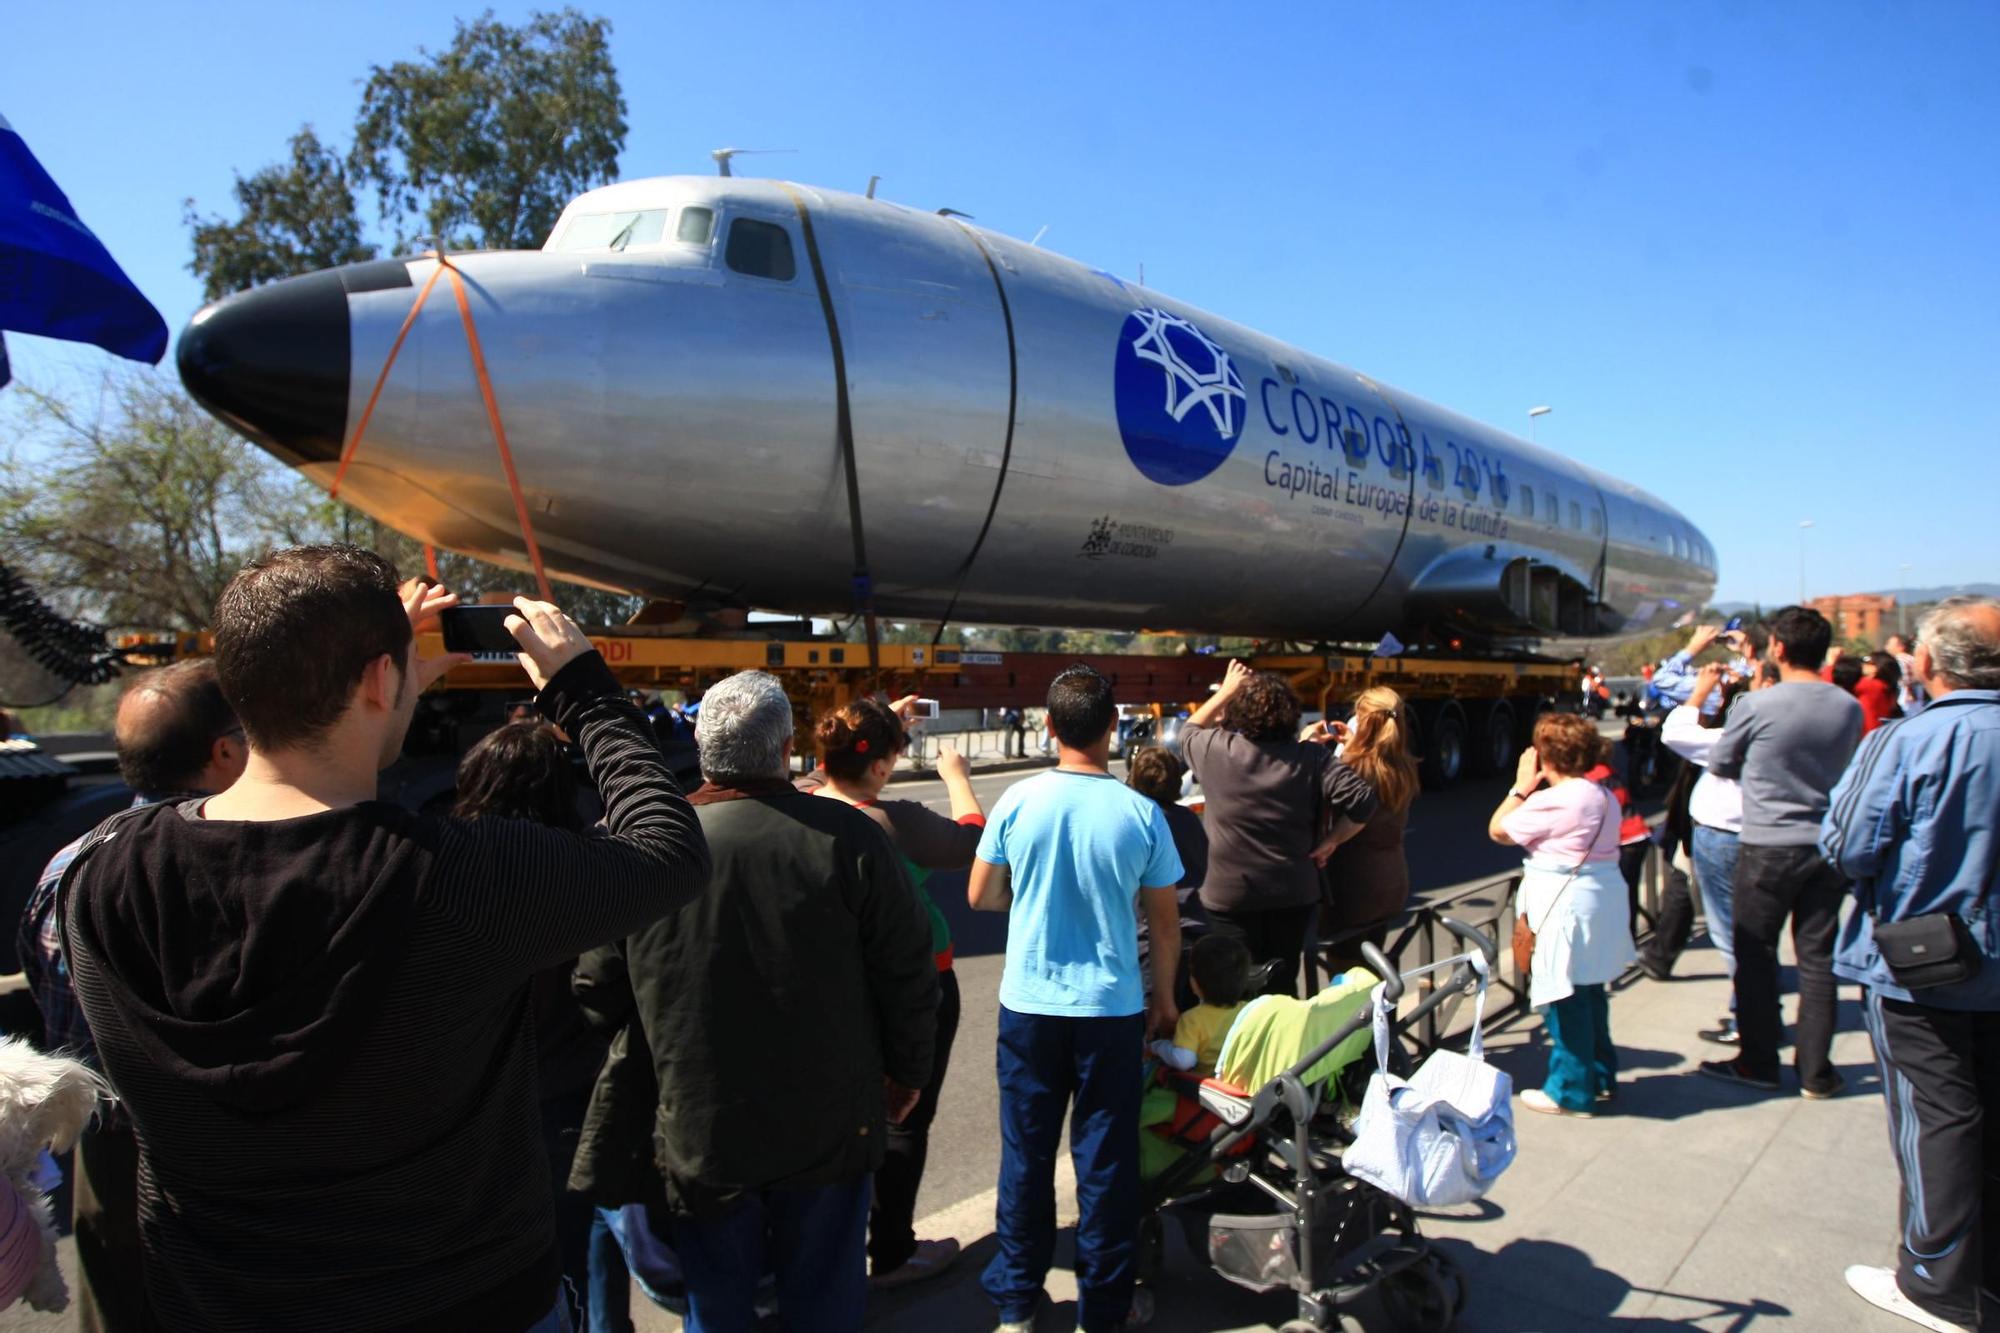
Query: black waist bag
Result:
<box><xmin>1874</xmin><ymin>913</ymin><xmax>1983</xmax><ymax>990</ymax></box>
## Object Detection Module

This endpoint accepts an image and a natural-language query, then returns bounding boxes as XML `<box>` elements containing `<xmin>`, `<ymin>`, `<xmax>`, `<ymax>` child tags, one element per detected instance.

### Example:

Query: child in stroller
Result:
<box><xmin>1138</xmin><ymin>917</ymin><xmax>1500</xmax><ymax>1333</ymax></box>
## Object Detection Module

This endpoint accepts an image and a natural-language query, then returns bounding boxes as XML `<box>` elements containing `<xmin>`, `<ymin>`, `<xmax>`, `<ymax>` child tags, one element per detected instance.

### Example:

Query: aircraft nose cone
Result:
<box><xmin>177</xmin><ymin>268</ymin><xmax>349</xmax><ymax>465</ymax></box>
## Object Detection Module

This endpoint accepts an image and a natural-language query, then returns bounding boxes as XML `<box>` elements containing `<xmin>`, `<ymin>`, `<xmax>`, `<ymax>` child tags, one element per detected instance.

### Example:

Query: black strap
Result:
<box><xmin>932</xmin><ymin>221</ymin><xmax>1020</xmax><ymax>646</ymax></box>
<box><xmin>777</xmin><ymin>184</ymin><xmax>879</xmax><ymax>678</ymax></box>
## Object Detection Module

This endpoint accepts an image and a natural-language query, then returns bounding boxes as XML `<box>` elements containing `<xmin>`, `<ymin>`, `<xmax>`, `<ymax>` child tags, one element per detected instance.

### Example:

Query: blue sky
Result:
<box><xmin>5</xmin><ymin>0</ymin><xmax>1995</xmax><ymax>608</ymax></box>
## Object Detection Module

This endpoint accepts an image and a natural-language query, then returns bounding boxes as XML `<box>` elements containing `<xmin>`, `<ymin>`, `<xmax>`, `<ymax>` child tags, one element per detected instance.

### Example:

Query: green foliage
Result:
<box><xmin>185</xmin><ymin>126</ymin><xmax>378</xmax><ymax>300</ymax></box>
<box><xmin>845</xmin><ymin>622</ymin><xmax>1197</xmax><ymax>657</ymax></box>
<box><xmin>1</xmin><ymin>372</ymin><xmax>640</xmax><ymax>643</ymax></box>
<box><xmin>350</xmin><ymin>8</ymin><xmax>627</xmax><ymax>252</ymax></box>
<box><xmin>0</xmin><ymin>371</ymin><xmax>340</xmax><ymax>631</ymax></box>
<box><xmin>13</xmin><ymin>680</ymin><xmax>120</xmax><ymax>737</ymax></box>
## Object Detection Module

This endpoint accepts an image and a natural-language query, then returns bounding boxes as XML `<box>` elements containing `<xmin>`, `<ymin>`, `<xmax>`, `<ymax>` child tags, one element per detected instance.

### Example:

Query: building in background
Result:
<box><xmin>1808</xmin><ymin>593</ymin><xmax>1896</xmax><ymax>644</ymax></box>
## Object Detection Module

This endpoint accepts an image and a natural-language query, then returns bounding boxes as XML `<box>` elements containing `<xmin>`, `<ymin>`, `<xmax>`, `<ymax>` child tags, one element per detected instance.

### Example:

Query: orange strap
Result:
<box><xmin>329</xmin><ymin>261</ymin><xmax>446</xmax><ymax>499</ymax></box>
<box><xmin>423</xmin><ymin>543</ymin><xmax>441</xmax><ymax>582</ymax></box>
<box><xmin>440</xmin><ymin>261</ymin><xmax>552</xmax><ymax>601</ymax></box>
<box><xmin>327</xmin><ymin>252</ymin><xmax>554</xmax><ymax>603</ymax></box>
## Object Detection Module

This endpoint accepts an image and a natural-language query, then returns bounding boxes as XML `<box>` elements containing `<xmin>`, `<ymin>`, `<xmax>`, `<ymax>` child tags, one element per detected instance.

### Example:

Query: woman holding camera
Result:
<box><xmin>1489</xmin><ymin>713</ymin><xmax>1634</xmax><ymax>1116</ymax></box>
<box><xmin>1183</xmin><ymin>660</ymin><xmax>1377</xmax><ymax>997</ymax></box>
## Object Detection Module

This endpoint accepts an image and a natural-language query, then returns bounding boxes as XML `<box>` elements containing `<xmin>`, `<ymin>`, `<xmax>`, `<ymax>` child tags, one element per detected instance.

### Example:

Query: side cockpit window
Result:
<box><xmin>725</xmin><ymin>218</ymin><xmax>797</xmax><ymax>281</ymax></box>
<box><xmin>677</xmin><ymin>207</ymin><xmax>715</xmax><ymax>245</ymax></box>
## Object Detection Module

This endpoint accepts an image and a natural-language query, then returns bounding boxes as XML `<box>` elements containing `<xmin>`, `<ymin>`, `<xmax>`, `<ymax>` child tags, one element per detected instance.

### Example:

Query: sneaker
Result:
<box><xmin>1802</xmin><ymin>1076</ymin><xmax>1847</xmax><ymax>1101</ymax></box>
<box><xmin>1845</xmin><ymin>1264</ymin><xmax>1974</xmax><ymax>1332</ymax></box>
<box><xmin>1520</xmin><ymin>1087</ymin><xmax>1594</xmax><ymax>1118</ymax></box>
<box><xmin>1638</xmin><ymin>953</ymin><xmax>1674</xmax><ymax>982</ymax></box>
<box><xmin>1698</xmin><ymin>1018</ymin><xmax>1741</xmax><ymax>1046</ymax></box>
<box><xmin>871</xmin><ymin>1237</ymin><xmax>962</xmax><ymax>1289</ymax></box>
<box><xmin>1596</xmin><ymin>1086</ymin><xmax>1616</xmax><ymax>1103</ymax></box>
<box><xmin>1698</xmin><ymin>1058</ymin><xmax>1781</xmax><ymax>1091</ymax></box>
<box><xmin>997</xmin><ymin>1319</ymin><xmax>1036</xmax><ymax>1333</ymax></box>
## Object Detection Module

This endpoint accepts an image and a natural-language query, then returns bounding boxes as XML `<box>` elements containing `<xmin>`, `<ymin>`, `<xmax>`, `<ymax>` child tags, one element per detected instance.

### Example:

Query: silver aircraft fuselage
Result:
<box><xmin>177</xmin><ymin>176</ymin><xmax>1715</xmax><ymax>643</ymax></box>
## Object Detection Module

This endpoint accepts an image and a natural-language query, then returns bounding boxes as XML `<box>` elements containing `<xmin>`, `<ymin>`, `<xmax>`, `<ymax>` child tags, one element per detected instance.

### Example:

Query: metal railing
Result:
<box><xmin>1305</xmin><ymin>824</ymin><xmax>1675</xmax><ymax>1057</ymax></box>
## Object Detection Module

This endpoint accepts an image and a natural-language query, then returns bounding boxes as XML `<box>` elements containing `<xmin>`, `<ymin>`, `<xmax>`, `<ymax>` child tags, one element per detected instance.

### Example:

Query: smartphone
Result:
<box><xmin>913</xmin><ymin>698</ymin><xmax>940</xmax><ymax>720</ymax></box>
<box><xmin>439</xmin><ymin>605</ymin><xmax>519</xmax><ymax>655</ymax></box>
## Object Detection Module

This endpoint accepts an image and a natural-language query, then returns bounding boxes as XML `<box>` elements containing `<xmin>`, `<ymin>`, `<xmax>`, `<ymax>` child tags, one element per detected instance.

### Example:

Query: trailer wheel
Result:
<box><xmin>1468</xmin><ymin>699</ymin><xmax>1515</xmax><ymax>779</ymax></box>
<box><xmin>1415</xmin><ymin>700</ymin><xmax>1467</xmax><ymax>791</ymax></box>
<box><xmin>1516</xmin><ymin>695</ymin><xmax>1554</xmax><ymax>752</ymax></box>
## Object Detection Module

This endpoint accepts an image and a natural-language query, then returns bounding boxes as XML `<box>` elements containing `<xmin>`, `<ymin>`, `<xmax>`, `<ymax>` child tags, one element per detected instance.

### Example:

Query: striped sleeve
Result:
<box><xmin>430</xmin><ymin>651</ymin><xmax>711</xmax><ymax>974</ymax></box>
<box><xmin>1820</xmin><ymin>721</ymin><xmax>1902</xmax><ymax>891</ymax></box>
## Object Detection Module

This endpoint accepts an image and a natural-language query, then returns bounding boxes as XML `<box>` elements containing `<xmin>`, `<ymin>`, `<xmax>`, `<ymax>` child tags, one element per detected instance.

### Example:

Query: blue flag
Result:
<box><xmin>0</xmin><ymin>112</ymin><xmax>167</xmax><ymax>364</ymax></box>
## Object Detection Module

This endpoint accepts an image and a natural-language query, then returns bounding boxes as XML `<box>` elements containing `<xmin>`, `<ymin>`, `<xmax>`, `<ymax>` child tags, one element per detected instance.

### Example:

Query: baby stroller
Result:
<box><xmin>1138</xmin><ymin>916</ymin><xmax>1500</xmax><ymax>1332</ymax></box>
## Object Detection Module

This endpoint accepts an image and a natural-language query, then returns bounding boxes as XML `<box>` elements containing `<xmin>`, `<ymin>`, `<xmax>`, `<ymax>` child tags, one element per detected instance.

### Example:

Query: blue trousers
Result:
<box><xmin>1543</xmin><ymin>983</ymin><xmax>1616</xmax><ymax>1111</ymax></box>
<box><xmin>983</xmin><ymin>1006</ymin><xmax>1144</xmax><ymax>1333</ymax></box>
<box><xmin>1691</xmin><ymin>823</ymin><xmax>1740</xmax><ymax>980</ymax></box>
<box><xmin>665</xmin><ymin>1176</ymin><xmax>870</xmax><ymax>1333</ymax></box>
<box><xmin>586</xmin><ymin>1208</ymin><xmax>634</xmax><ymax>1333</ymax></box>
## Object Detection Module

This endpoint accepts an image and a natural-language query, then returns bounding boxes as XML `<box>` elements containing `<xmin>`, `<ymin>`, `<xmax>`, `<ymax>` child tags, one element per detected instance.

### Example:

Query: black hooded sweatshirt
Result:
<box><xmin>62</xmin><ymin>653</ymin><xmax>710</xmax><ymax>1333</ymax></box>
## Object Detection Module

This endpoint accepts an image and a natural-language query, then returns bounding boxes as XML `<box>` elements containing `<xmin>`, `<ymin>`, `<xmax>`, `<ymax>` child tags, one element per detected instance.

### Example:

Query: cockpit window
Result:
<box><xmin>551</xmin><ymin>209</ymin><xmax>669</xmax><ymax>252</ymax></box>
<box><xmin>1520</xmin><ymin>484</ymin><xmax>1535</xmax><ymax>519</ymax></box>
<box><xmin>1569</xmin><ymin>501</ymin><xmax>1582</xmax><ymax>531</ymax></box>
<box><xmin>1543</xmin><ymin>492</ymin><xmax>1558</xmax><ymax>526</ymax></box>
<box><xmin>725</xmin><ymin>218</ymin><xmax>797</xmax><ymax>281</ymax></box>
<box><xmin>676</xmin><ymin>207</ymin><xmax>715</xmax><ymax>244</ymax></box>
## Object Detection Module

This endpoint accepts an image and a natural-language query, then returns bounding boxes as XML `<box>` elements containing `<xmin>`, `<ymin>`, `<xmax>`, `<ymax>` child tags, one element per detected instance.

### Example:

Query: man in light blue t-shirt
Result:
<box><xmin>970</xmin><ymin>665</ymin><xmax>1183</xmax><ymax>1333</ymax></box>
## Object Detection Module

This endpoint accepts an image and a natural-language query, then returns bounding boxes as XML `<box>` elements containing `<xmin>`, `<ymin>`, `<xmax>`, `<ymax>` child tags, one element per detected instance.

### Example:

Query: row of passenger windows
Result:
<box><xmin>1517</xmin><ymin>483</ymin><xmax>1603</xmax><ymax>536</ymax></box>
<box><xmin>551</xmin><ymin>206</ymin><xmax>798</xmax><ymax>283</ymax></box>
<box><xmin>1674</xmin><ymin>533</ymin><xmax>1716</xmax><ymax>569</ymax></box>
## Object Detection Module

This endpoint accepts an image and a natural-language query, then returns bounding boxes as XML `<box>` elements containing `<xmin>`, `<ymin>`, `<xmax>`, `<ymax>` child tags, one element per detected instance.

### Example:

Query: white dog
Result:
<box><xmin>0</xmin><ymin>1036</ymin><xmax>111</xmax><ymax>1311</ymax></box>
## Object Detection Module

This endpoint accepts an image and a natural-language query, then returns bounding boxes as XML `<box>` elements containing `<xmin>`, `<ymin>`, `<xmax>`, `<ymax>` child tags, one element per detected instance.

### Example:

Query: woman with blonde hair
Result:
<box><xmin>1316</xmin><ymin>687</ymin><xmax>1420</xmax><ymax>971</ymax></box>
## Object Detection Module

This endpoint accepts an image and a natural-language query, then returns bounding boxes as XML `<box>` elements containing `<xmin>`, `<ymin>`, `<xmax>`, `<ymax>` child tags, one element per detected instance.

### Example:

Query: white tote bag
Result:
<box><xmin>1342</xmin><ymin>955</ymin><xmax>1517</xmax><ymax>1208</ymax></box>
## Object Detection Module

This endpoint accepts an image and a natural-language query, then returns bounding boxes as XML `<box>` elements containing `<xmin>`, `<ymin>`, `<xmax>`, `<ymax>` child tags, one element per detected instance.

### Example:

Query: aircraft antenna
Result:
<box><xmin>866</xmin><ymin>175</ymin><xmax>881</xmax><ymax>199</ymax></box>
<box><xmin>1029</xmin><ymin>225</ymin><xmax>1049</xmax><ymax>247</ymax></box>
<box><xmin>710</xmin><ymin>147</ymin><xmax>798</xmax><ymax>177</ymax></box>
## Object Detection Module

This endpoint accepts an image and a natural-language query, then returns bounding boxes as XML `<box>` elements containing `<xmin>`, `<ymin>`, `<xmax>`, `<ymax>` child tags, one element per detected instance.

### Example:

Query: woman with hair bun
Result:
<box><xmin>1317</xmin><ymin>687</ymin><xmax>1419</xmax><ymax>972</ymax></box>
<box><xmin>800</xmin><ymin>696</ymin><xmax>984</xmax><ymax>1290</ymax></box>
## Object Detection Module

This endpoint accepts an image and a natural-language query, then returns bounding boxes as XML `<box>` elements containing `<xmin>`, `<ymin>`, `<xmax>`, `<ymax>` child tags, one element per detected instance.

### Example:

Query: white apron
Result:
<box><xmin>1520</xmin><ymin>855</ymin><xmax>1635</xmax><ymax>1009</ymax></box>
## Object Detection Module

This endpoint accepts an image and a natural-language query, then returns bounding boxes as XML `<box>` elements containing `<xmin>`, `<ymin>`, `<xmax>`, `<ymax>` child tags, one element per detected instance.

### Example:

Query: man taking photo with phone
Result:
<box><xmin>61</xmin><ymin>544</ymin><xmax>710</xmax><ymax>1333</ymax></box>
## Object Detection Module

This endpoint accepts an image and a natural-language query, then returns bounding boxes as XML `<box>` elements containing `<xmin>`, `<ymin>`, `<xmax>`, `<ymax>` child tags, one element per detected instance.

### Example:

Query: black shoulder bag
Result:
<box><xmin>1873</xmin><ymin>914</ymin><xmax>1982</xmax><ymax>991</ymax></box>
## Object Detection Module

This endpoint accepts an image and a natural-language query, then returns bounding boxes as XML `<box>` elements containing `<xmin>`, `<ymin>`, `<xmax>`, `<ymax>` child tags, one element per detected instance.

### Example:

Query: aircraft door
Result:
<box><xmin>813</xmin><ymin>203</ymin><xmax>1014</xmax><ymax>603</ymax></box>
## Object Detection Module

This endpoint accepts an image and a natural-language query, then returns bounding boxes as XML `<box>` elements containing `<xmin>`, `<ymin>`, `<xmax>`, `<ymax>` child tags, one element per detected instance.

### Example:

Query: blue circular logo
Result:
<box><xmin>1113</xmin><ymin>307</ymin><xmax>1247</xmax><ymax>486</ymax></box>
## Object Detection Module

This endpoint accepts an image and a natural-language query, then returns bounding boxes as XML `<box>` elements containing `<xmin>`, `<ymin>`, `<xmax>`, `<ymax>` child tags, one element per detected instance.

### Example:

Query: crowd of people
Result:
<box><xmin>7</xmin><ymin>541</ymin><xmax>1997</xmax><ymax>1333</ymax></box>
<box><xmin>1580</xmin><ymin>601</ymin><xmax>2000</xmax><ymax>1333</ymax></box>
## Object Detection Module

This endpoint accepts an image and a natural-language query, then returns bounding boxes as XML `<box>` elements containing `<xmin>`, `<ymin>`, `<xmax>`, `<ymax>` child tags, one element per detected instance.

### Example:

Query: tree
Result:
<box><xmin>185</xmin><ymin>126</ymin><xmax>378</xmax><ymax>300</ymax></box>
<box><xmin>350</xmin><ymin>8</ymin><xmax>626</xmax><ymax>252</ymax></box>
<box><xmin>0</xmin><ymin>372</ymin><xmax>339</xmax><ymax>631</ymax></box>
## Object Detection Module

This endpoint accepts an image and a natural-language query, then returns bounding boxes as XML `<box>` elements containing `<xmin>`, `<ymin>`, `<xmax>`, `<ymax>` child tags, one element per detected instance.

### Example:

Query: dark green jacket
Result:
<box><xmin>573</xmin><ymin>780</ymin><xmax>937</xmax><ymax>1215</ymax></box>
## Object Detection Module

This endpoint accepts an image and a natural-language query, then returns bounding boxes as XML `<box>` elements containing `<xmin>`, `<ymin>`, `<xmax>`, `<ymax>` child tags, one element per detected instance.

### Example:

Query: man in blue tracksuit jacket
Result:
<box><xmin>1821</xmin><ymin>596</ymin><xmax>2000</xmax><ymax>1333</ymax></box>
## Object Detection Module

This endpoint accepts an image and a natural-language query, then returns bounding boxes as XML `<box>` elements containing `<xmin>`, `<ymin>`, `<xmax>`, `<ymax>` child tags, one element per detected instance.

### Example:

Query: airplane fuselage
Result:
<box><xmin>178</xmin><ymin>176</ymin><xmax>1716</xmax><ymax>643</ymax></box>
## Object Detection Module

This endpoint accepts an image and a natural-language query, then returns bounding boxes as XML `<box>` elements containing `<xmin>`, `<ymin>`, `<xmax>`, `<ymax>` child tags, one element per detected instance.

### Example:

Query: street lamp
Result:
<box><xmin>1798</xmin><ymin>520</ymin><xmax>1815</xmax><ymax>603</ymax></box>
<box><xmin>1528</xmin><ymin>405</ymin><xmax>1552</xmax><ymax>443</ymax></box>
